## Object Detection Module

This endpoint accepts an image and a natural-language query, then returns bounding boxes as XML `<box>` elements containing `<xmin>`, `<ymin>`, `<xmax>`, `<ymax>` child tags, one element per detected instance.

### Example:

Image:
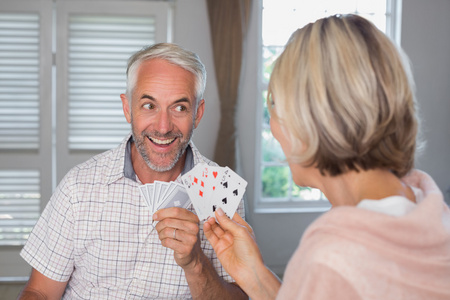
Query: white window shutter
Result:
<box><xmin>0</xmin><ymin>0</ymin><xmax>172</xmax><ymax>279</ymax></box>
<box><xmin>0</xmin><ymin>0</ymin><xmax>53</xmax><ymax>278</ymax></box>
<box><xmin>56</xmin><ymin>0</ymin><xmax>172</xmax><ymax>182</ymax></box>
<box><xmin>0</xmin><ymin>170</ymin><xmax>40</xmax><ymax>246</ymax></box>
<box><xmin>0</xmin><ymin>13</ymin><xmax>40</xmax><ymax>149</ymax></box>
<box><xmin>68</xmin><ymin>15</ymin><xmax>157</xmax><ymax>150</ymax></box>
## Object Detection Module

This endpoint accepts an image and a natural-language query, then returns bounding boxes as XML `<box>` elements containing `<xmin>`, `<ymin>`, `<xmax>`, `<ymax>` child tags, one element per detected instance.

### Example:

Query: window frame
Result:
<box><xmin>255</xmin><ymin>0</ymin><xmax>403</xmax><ymax>213</ymax></box>
<box><xmin>0</xmin><ymin>0</ymin><xmax>53</xmax><ymax>280</ymax></box>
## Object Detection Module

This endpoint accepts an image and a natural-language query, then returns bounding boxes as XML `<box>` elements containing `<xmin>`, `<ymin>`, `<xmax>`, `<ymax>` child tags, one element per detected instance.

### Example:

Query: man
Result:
<box><xmin>18</xmin><ymin>43</ymin><xmax>247</xmax><ymax>299</ymax></box>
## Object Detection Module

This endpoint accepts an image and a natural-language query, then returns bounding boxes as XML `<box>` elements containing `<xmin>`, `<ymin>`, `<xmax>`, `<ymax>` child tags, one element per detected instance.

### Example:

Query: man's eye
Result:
<box><xmin>143</xmin><ymin>103</ymin><xmax>155</xmax><ymax>110</ymax></box>
<box><xmin>174</xmin><ymin>105</ymin><xmax>187</xmax><ymax>112</ymax></box>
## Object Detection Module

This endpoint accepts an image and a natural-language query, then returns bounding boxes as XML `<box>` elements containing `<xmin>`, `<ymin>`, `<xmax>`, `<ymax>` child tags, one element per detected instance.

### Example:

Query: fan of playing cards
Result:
<box><xmin>181</xmin><ymin>164</ymin><xmax>247</xmax><ymax>221</ymax></box>
<box><xmin>139</xmin><ymin>181</ymin><xmax>191</xmax><ymax>216</ymax></box>
<box><xmin>138</xmin><ymin>164</ymin><xmax>247</xmax><ymax>221</ymax></box>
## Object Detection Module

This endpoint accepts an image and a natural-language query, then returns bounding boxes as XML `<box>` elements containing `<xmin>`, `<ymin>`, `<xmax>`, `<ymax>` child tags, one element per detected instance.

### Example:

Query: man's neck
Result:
<box><xmin>131</xmin><ymin>142</ymin><xmax>186</xmax><ymax>184</ymax></box>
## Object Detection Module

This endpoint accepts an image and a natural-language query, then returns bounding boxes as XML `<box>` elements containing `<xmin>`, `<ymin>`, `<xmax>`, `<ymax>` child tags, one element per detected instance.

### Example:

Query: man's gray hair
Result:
<box><xmin>125</xmin><ymin>43</ymin><xmax>207</xmax><ymax>104</ymax></box>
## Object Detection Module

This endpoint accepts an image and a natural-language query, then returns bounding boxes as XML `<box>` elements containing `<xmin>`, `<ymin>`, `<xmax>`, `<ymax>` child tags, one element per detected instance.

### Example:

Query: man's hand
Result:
<box><xmin>153</xmin><ymin>207</ymin><xmax>202</xmax><ymax>270</ymax></box>
<box><xmin>153</xmin><ymin>207</ymin><xmax>249</xmax><ymax>299</ymax></box>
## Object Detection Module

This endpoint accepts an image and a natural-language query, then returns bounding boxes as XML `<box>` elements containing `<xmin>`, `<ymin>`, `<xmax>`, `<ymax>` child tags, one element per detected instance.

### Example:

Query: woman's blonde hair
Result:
<box><xmin>268</xmin><ymin>14</ymin><xmax>419</xmax><ymax>177</ymax></box>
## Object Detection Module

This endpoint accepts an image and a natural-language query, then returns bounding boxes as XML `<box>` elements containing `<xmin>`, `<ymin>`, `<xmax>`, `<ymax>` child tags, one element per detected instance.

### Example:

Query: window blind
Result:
<box><xmin>0</xmin><ymin>170</ymin><xmax>40</xmax><ymax>246</ymax></box>
<box><xmin>0</xmin><ymin>13</ymin><xmax>40</xmax><ymax>150</ymax></box>
<box><xmin>68</xmin><ymin>15</ymin><xmax>156</xmax><ymax>150</ymax></box>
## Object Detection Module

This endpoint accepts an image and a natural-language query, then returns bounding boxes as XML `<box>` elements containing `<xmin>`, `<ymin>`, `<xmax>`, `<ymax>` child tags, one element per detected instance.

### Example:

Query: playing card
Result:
<box><xmin>211</xmin><ymin>167</ymin><xmax>247</xmax><ymax>219</ymax></box>
<box><xmin>182</xmin><ymin>164</ymin><xmax>213</xmax><ymax>220</ymax></box>
<box><xmin>159</xmin><ymin>182</ymin><xmax>176</xmax><ymax>204</ymax></box>
<box><xmin>182</xmin><ymin>173</ymin><xmax>208</xmax><ymax>220</ymax></box>
<box><xmin>138</xmin><ymin>180</ymin><xmax>193</xmax><ymax>216</ymax></box>
<box><xmin>153</xmin><ymin>181</ymin><xmax>169</xmax><ymax>209</ymax></box>
<box><xmin>146</xmin><ymin>184</ymin><xmax>154</xmax><ymax>211</ymax></box>
<box><xmin>181</xmin><ymin>164</ymin><xmax>246</xmax><ymax>221</ymax></box>
<box><xmin>197</xmin><ymin>165</ymin><xmax>224</xmax><ymax>215</ymax></box>
<box><xmin>139</xmin><ymin>185</ymin><xmax>150</xmax><ymax>207</ymax></box>
<box><xmin>157</xmin><ymin>183</ymin><xmax>191</xmax><ymax>210</ymax></box>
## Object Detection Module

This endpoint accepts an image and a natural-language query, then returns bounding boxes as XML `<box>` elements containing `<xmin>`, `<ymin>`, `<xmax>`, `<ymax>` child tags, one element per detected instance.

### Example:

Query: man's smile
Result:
<box><xmin>148</xmin><ymin>136</ymin><xmax>177</xmax><ymax>146</ymax></box>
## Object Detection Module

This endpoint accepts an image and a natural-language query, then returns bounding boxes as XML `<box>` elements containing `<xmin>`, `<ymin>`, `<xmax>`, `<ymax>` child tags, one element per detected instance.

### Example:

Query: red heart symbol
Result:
<box><xmin>213</xmin><ymin>171</ymin><xmax>218</xmax><ymax>178</ymax></box>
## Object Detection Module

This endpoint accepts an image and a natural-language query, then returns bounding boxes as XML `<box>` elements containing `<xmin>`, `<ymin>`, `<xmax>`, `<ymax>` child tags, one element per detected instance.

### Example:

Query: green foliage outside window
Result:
<box><xmin>262</xmin><ymin>166</ymin><xmax>290</xmax><ymax>198</ymax></box>
<box><xmin>260</xmin><ymin>46</ymin><xmax>324</xmax><ymax>202</ymax></box>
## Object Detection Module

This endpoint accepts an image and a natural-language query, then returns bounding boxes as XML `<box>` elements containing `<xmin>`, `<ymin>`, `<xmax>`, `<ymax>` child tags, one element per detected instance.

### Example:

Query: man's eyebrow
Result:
<box><xmin>139</xmin><ymin>95</ymin><xmax>191</xmax><ymax>104</ymax></box>
<box><xmin>140</xmin><ymin>94</ymin><xmax>155</xmax><ymax>101</ymax></box>
<box><xmin>173</xmin><ymin>97</ymin><xmax>190</xmax><ymax>104</ymax></box>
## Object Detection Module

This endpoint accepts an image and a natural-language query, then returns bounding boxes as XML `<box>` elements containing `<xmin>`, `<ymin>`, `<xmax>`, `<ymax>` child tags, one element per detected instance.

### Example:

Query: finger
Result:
<box><xmin>231</xmin><ymin>212</ymin><xmax>254</xmax><ymax>234</ymax></box>
<box><xmin>155</xmin><ymin>218</ymin><xmax>199</xmax><ymax>238</ymax></box>
<box><xmin>204</xmin><ymin>217</ymin><xmax>226</xmax><ymax>238</ymax></box>
<box><xmin>210</xmin><ymin>219</ymin><xmax>227</xmax><ymax>238</ymax></box>
<box><xmin>214</xmin><ymin>208</ymin><xmax>246</xmax><ymax>233</ymax></box>
<box><xmin>203</xmin><ymin>217</ymin><xmax>216</xmax><ymax>235</ymax></box>
<box><xmin>153</xmin><ymin>207</ymin><xmax>200</xmax><ymax>223</ymax></box>
<box><xmin>159</xmin><ymin>226</ymin><xmax>198</xmax><ymax>246</ymax></box>
<box><xmin>160</xmin><ymin>231</ymin><xmax>187</xmax><ymax>250</ymax></box>
<box><xmin>203</xmin><ymin>221</ymin><xmax>219</xmax><ymax>246</ymax></box>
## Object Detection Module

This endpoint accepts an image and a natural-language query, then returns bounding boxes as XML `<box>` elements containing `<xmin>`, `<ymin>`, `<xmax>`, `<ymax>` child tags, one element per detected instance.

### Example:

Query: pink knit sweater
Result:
<box><xmin>277</xmin><ymin>170</ymin><xmax>450</xmax><ymax>299</ymax></box>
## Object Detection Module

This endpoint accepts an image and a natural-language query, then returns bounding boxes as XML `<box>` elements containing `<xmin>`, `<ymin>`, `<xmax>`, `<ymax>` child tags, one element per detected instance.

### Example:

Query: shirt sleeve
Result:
<box><xmin>20</xmin><ymin>172</ymin><xmax>76</xmax><ymax>282</ymax></box>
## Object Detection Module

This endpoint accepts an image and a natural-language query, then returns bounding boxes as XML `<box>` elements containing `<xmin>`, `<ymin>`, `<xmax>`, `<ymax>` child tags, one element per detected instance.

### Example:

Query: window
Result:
<box><xmin>0</xmin><ymin>1</ymin><xmax>52</xmax><ymax>249</ymax></box>
<box><xmin>0</xmin><ymin>0</ymin><xmax>171</xmax><ymax>278</ymax></box>
<box><xmin>257</xmin><ymin>0</ymin><xmax>401</xmax><ymax>211</ymax></box>
<box><xmin>66</xmin><ymin>15</ymin><xmax>156</xmax><ymax>151</ymax></box>
<box><xmin>0</xmin><ymin>13</ymin><xmax>41</xmax><ymax>150</ymax></box>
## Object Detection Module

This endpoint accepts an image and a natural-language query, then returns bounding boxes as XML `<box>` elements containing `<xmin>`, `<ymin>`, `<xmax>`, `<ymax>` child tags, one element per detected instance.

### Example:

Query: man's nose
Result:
<box><xmin>155</xmin><ymin>110</ymin><xmax>173</xmax><ymax>134</ymax></box>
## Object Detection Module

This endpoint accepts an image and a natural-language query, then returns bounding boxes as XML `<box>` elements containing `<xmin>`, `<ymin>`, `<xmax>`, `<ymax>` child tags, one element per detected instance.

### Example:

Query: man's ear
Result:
<box><xmin>120</xmin><ymin>94</ymin><xmax>132</xmax><ymax>124</ymax></box>
<box><xmin>194</xmin><ymin>99</ymin><xmax>205</xmax><ymax>128</ymax></box>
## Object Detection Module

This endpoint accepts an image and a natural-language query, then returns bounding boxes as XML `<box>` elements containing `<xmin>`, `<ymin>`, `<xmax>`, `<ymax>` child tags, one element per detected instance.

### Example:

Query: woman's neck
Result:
<box><xmin>319</xmin><ymin>169</ymin><xmax>415</xmax><ymax>207</ymax></box>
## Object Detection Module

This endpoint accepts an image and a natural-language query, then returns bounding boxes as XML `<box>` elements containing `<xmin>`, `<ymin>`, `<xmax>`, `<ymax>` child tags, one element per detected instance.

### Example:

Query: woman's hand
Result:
<box><xmin>204</xmin><ymin>208</ymin><xmax>262</xmax><ymax>279</ymax></box>
<box><xmin>204</xmin><ymin>208</ymin><xmax>281</xmax><ymax>299</ymax></box>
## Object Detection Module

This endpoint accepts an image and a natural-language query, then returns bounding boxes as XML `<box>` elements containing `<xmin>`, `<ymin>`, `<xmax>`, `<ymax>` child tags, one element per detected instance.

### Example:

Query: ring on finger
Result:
<box><xmin>173</xmin><ymin>228</ymin><xmax>177</xmax><ymax>240</ymax></box>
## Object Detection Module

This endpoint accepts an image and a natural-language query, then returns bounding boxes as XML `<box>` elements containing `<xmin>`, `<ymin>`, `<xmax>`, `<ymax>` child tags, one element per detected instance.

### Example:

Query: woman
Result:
<box><xmin>204</xmin><ymin>14</ymin><xmax>450</xmax><ymax>299</ymax></box>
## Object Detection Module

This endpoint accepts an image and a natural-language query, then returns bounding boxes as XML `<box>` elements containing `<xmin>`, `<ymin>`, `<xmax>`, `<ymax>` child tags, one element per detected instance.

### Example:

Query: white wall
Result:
<box><xmin>172</xmin><ymin>0</ymin><xmax>220</xmax><ymax>161</ymax></box>
<box><xmin>401</xmin><ymin>0</ymin><xmax>450</xmax><ymax>204</ymax></box>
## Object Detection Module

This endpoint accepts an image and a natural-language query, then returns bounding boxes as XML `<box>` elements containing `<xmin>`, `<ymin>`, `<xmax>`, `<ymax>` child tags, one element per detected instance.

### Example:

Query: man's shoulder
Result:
<box><xmin>77</xmin><ymin>146</ymin><xmax>122</xmax><ymax>171</ymax></box>
<box><xmin>64</xmin><ymin>136</ymin><xmax>128</xmax><ymax>181</ymax></box>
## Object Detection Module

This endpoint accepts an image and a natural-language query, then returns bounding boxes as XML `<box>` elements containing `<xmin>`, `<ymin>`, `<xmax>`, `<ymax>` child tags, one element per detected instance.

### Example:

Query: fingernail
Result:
<box><xmin>216</xmin><ymin>207</ymin><xmax>225</xmax><ymax>216</ymax></box>
<box><xmin>152</xmin><ymin>213</ymin><xmax>158</xmax><ymax>221</ymax></box>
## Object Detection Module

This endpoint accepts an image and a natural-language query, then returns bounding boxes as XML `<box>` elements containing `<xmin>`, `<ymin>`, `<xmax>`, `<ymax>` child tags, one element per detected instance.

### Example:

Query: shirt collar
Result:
<box><xmin>123</xmin><ymin>136</ymin><xmax>135</xmax><ymax>180</ymax></box>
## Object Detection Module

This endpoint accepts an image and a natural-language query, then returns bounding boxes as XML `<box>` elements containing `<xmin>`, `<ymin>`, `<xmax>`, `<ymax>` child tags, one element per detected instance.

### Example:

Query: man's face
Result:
<box><xmin>121</xmin><ymin>59</ymin><xmax>204</xmax><ymax>172</ymax></box>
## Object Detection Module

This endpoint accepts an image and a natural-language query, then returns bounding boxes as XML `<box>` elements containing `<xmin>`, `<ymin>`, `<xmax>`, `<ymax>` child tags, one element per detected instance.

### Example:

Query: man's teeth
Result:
<box><xmin>150</xmin><ymin>137</ymin><xmax>175</xmax><ymax>145</ymax></box>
